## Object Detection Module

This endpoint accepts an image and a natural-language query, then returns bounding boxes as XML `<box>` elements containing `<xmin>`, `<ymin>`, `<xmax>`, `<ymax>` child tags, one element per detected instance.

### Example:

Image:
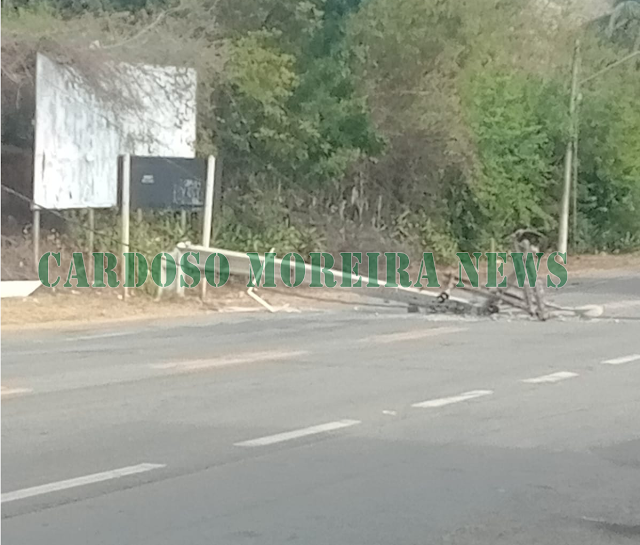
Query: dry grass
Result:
<box><xmin>0</xmin><ymin>280</ymin><xmax>369</xmax><ymax>333</ymax></box>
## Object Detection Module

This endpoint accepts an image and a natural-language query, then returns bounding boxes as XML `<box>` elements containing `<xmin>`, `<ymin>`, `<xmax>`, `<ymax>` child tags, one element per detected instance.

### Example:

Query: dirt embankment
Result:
<box><xmin>1</xmin><ymin>281</ymin><xmax>371</xmax><ymax>332</ymax></box>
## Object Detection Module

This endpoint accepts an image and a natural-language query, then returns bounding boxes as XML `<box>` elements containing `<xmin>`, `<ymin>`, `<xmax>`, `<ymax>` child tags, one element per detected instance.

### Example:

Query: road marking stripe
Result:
<box><xmin>3</xmin><ymin>348</ymin><xmax>89</xmax><ymax>357</ymax></box>
<box><xmin>151</xmin><ymin>350</ymin><xmax>309</xmax><ymax>371</ymax></box>
<box><xmin>67</xmin><ymin>331</ymin><xmax>140</xmax><ymax>342</ymax></box>
<box><xmin>363</xmin><ymin>326</ymin><xmax>466</xmax><ymax>345</ymax></box>
<box><xmin>412</xmin><ymin>389</ymin><xmax>493</xmax><ymax>408</ymax></box>
<box><xmin>521</xmin><ymin>371</ymin><xmax>578</xmax><ymax>384</ymax></box>
<box><xmin>602</xmin><ymin>354</ymin><xmax>640</xmax><ymax>365</ymax></box>
<box><xmin>1</xmin><ymin>387</ymin><xmax>32</xmax><ymax>397</ymax></box>
<box><xmin>1</xmin><ymin>463</ymin><xmax>165</xmax><ymax>503</ymax></box>
<box><xmin>234</xmin><ymin>419</ymin><xmax>361</xmax><ymax>447</ymax></box>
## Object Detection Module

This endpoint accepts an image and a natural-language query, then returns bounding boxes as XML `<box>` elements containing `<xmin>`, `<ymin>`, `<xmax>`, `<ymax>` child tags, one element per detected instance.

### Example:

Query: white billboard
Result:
<box><xmin>33</xmin><ymin>53</ymin><xmax>197</xmax><ymax>209</ymax></box>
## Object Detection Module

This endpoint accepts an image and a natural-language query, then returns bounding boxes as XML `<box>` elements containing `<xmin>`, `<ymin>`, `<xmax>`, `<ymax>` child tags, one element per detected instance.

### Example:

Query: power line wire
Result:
<box><xmin>1</xmin><ymin>183</ymin><xmax>189</xmax><ymax>256</ymax></box>
<box><xmin>580</xmin><ymin>50</ymin><xmax>640</xmax><ymax>85</ymax></box>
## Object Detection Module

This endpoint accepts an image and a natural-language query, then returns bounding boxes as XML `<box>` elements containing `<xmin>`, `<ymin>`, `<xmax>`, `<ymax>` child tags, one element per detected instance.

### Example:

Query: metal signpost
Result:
<box><xmin>200</xmin><ymin>156</ymin><xmax>216</xmax><ymax>300</ymax></box>
<box><xmin>121</xmin><ymin>154</ymin><xmax>131</xmax><ymax>300</ymax></box>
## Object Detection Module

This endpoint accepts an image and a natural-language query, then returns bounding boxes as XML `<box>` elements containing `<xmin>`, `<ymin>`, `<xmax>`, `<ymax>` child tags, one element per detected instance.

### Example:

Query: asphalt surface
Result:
<box><xmin>2</xmin><ymin>275</ymin><xmax>640</xmax><ymax>544</ymax></box>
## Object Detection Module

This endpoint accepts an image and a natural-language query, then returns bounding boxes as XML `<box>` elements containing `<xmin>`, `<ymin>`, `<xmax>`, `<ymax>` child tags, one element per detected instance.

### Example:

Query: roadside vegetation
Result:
<box><xmin>2</xmin><ymin>0</ymin><xmax>639</xmax><ymax>265</ymax></box>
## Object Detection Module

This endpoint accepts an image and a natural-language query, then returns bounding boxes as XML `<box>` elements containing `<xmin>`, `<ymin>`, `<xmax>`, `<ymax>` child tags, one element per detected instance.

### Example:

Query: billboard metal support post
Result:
<box><xmin>212</xmin><ymin>154</ymin><xmax>223</xmax><ymax>241</ymax></box>
<box><xmin>180</xmin><ymin>210</ymin><xmax>187</xmax><ymax>234</ymax></box>
<box><xmin>121</xmin><ymin>154</ymin><xmax>131</xmax><ymax>301</ymax></box>
<box><xmin>33</xmin><ymin>207</ymin><xmax>41</xmax><ymax>273</ymax></box>
<box><xmin>200</xmin><ymin>155</ymin><xmax>216</xmax><ymax>301</ymax></box>
<box><xmin>88</xmin><ymin>208</ymin><xmax>95</xmax><ymax>281</ymax></box>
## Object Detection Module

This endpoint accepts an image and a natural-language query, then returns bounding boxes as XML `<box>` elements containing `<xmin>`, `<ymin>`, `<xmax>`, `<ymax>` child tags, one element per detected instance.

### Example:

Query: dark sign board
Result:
<box><xmin>130</xmin><ymin>156</ymin><xmax>206</xmax><ymax>210</ymax></box>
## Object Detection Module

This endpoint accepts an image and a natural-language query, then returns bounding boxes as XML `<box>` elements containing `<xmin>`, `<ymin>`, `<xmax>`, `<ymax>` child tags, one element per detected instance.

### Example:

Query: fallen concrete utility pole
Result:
<box><xmin>158</xmin><ymin>242</ymin><xmax>478</xmax><ymax>313</ymax></box>
<box><xmin>440</xmin><ymin>236</ymin><xmax>548</xmax><ymax>320</ymax></box>
<box><xmin>156</xmin><ymin>240</ymin><xmax>603</xmax><ymax>320</ymax></box>
<box><xmin>436</xmin><ymin>230</ymin><xmax>606</xmax><ymax>321</ymax></box>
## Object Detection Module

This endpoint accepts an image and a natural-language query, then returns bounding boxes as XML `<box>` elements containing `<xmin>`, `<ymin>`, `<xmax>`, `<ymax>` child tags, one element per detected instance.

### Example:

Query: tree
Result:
<box><xmin>218</xmin><ymin>0</ymin><xmax>382</xmax><ymax>190</ymax></box>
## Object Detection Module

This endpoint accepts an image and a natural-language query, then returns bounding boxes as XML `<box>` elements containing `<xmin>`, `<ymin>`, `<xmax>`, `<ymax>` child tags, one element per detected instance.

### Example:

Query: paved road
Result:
<box><xmin>2</xmin><ymin>276</ymin><xmax>640</xmax><ymax>544</ymax></box>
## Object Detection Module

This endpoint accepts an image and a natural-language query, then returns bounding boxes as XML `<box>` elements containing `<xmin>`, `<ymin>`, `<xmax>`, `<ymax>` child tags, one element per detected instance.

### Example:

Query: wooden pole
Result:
<box><xmin>200</xmin><ymin>155</ymin><xmax>216</xmax><ymax>301</ymax></box>
<box><xmin>558</xmin><ymin>39</ymin><xmax>581</xmax><ymax>255</ymax></box>
<box><xmin>121</xmin><ymin>154</ymin><xmax>131</xmax><ymax>301</ymax></box>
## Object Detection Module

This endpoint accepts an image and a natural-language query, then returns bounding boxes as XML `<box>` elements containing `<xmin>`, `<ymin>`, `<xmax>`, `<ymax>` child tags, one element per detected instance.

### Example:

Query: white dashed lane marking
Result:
<box><xmin>602</xmin><ymin>354</ymin><xmax>640</xmax><ymax>365</ymax></box>
<box><xmin>234</xmin><ymin>419</ymin><xmax>361</xmax><ymax>447</ymax></box>
<box><xmin>1</xmin><ymin>463</ymin><xmax>166</xmax><ymax>503</ymax></box>
<box><xmin>412</xmin><ymin>390</ymin><xmax>493</xmax><ymax>408</ymax></box>
<box><xmin>521</xmin><ymin>371</ymin><xmax>578</xmax><ymax>384</ymax></box>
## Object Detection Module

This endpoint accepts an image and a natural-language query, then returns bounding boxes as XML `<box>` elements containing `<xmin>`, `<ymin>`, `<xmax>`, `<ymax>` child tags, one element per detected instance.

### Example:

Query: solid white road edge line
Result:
<box><xmin>602</xmin><ymin>354</ymin><xmax>640</xmax><ymax>365</ymax></box>
<box><xmin>412</xmin><ymin>390</ymin><xmax>493</xmax><ymax>408</ymax></box>
<box><xmin>234</xmin><ymin>419</ymin><xmax>361</xmax><ymax>447</ymax></box>
<box><xmin>521</xmin><ymin>371</ymin><xmax>578</xmax><ymax>384</ymax></box>
<box><xmin>1</xmin><ymin>463</ymin><xmax>166</xmax><ymax>503</ymax></box>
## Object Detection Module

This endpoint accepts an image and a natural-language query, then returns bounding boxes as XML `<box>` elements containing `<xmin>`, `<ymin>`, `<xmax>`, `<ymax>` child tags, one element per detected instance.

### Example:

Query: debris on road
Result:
<box><xmin>157</xmin><ymin>237</ymin><xmax>605</xmax><ymax>321</ymax></box>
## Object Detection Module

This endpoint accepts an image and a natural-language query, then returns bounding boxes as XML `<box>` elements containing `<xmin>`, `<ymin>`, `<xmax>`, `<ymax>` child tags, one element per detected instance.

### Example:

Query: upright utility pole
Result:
<box><xmin>558</xmin><ymin>40</ymin><xmax>581</xmax><ymax>255</ymax></box>
<box><xmin>572</xmin><ymin>107</ymin><xmax>580</xmax><ymax>248</ymax></box>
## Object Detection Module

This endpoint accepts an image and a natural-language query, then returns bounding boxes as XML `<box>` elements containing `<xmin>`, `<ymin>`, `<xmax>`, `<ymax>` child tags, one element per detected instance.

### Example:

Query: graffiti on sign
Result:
<box><xmin>130</xmin><ymin>156</ymin><xmax>206</xmax><ymax>210</ymax></box>
<box><xmin>174</xmin><ymin>178</ymin><xmax>203</xmax><ymax>207</ymax></box>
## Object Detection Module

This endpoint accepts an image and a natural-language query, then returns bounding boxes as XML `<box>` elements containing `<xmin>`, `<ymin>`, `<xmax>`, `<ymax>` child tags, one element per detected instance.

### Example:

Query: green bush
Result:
<box><xmin>461</xmin><ymin>70</ymin><xmax>567</xmax><ymax>246</ymax></box>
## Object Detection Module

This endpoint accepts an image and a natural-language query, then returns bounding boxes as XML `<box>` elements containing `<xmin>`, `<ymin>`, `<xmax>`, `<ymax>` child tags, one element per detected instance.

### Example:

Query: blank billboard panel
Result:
<box><xmin>33</xmin><ymin>53</ymin><xmax>197</xmax><ymax>209</ymax></box>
